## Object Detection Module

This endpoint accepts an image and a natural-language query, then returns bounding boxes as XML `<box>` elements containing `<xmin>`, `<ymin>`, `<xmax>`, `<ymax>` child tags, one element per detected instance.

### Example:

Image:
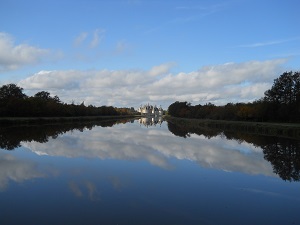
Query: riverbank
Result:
<box><xmin>164</xmin><ymin>116</ymin><xmax>300</xmax><ymax>139</ymax></box>
<box><xmin>0</xmin><ymin>115</ymin><xmax>141</xmax><ymax>125</ymax></box>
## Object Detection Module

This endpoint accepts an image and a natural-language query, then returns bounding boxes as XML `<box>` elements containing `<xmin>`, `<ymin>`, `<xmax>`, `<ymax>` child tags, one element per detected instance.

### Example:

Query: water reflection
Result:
<box><xmin>0</xmin><ymin>119</ymin><xmax>300</xmax><ymax>181</ymax></box>
<box><xmin>3</xmin><ymin>120</ymin><xmax>270</xmax><ymax>176</ymax></box>
<box><xmin>263</xmin><ymin>139</ymin><xmax>300</xmax><ymax>181</ymax></box>
<box><xmin>167</xmin><ymin>121</ymin><xmax>300</xmax><ymax>181</ymax></box>
<box><xmin>0</xmin><ymin>119</ymin><xmax>129</xmax><ymax>150</ymax></box>
<box><xmin>0</xmin><ymin>153</ymin><xmax>44</xmax><ymax>191</ymax></box>
<box><xmin>68</xmin><ymin>180</ymin><xmax>100</xmax><ymax>201</ymax></box>
<box><xmin>138</xmin><ymin>116</ymin><xmax>163</xmax><ymax>127</ymax></box>
<box><xmin>22</xmin><ymin>123</ymin><xmax>174</xmax><ymax>169</ymax></box>
<box><xmin>1</xmin><ymin>119</ymin><xmax>300</xmax><ymax>225</ymax></box>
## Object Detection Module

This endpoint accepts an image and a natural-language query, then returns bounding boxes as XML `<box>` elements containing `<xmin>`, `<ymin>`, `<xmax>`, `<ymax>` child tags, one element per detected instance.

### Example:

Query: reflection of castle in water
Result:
<box><xmin>139</xmin><ymin>117</ymin><xmax>163</xmax><ymax>127</ymax></box>
<box><xmin>138</xmin><ymin>104</ymin><xmax>163</xmax><ymax>117</ymax></box>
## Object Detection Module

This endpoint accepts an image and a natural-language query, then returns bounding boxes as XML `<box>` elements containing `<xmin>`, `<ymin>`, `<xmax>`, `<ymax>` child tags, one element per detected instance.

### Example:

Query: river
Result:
<box><xmin>0</xmin><ymin>118</ymin><xmax>300</xmax><ymax>225</ymax></box>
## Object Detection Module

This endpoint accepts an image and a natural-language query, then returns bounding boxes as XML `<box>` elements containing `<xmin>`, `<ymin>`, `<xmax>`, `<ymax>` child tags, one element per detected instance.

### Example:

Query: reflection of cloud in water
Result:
<box><xmin>86</xmin><ymin>181</ymin><xmax>99</xmax><ymax>201</ymax></box>
<box><xmin>108</xmin><ymin>175</ymin><xmax>128</xmax><ymax>191</ymax></box>
<box><xmin>69</xmin><ymin>181</ymin><xmax>83</xmax><ymax>197</ymax></box>
<box><xmin>238</xmin><ymin>188</ymin><xmax>300</xmax><ymax>202</ymax></box>
<box><xmin>68</xmin><ymin>180</ymin><xmax>100</xmax><ymax>201</ymax></box>
<box><xmin>22</xmin><ymin>126</ymin><xmax>173</xmax><ymax>170</ymax></box>
<box><xmin>0</xmin><ymin>153</ymin><xmax>44</xmax><ymax>191</ymax></box>
<box><xmin>22</xmin><ymin>123</ymin><xmax>274</xmax><ymax>177</ymax></box>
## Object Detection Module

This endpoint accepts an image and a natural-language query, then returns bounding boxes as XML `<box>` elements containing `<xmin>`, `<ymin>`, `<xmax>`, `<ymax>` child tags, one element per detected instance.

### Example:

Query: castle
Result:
<box><xmin>138</xmin><ymin>104</ymin><xmax>163</xmax><ymax>117</ymax></box>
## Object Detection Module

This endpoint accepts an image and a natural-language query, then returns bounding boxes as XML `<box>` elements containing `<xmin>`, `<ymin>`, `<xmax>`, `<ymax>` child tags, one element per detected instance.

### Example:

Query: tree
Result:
<box><xmin>264</xmin><ymin>71</ymin><xmax>300</xmax><ymax>121</ymax></box>
<box><xmin>0</xmin><ymin>84</ymin><xmax>27</xmax><ymax>100</ymax></box>
<box><xmin>34</xmin><ymin>91</ymin><xmax>51</xmax><ymax>101</ymax></box>
<box><xmin>236</xmin><ymin>103</ymin><xmax>255</xmax><ymax>120</ymax></box>
<box><xmin>168</xmin><ymin>101</ymin><xmax>191</xmax><ymax>117</ymax></box>
<box><xmin>264</xmin><ymin>71</ymin><xmax>299</xmax><ymax>105</ymax></box>
<box><xmin>34</xmin><ymin>91</ymin><xmax>61</xmax><ymax>103</ymax></box>
<box><xmin>0</xmin><ymin>84</ymin><xmax>27</xmax><ymax>116</ymax></box>
<box><xmin>52</xmin><ymin>95</ymin><xmax>61</xmax><ymax>103</ymax></box>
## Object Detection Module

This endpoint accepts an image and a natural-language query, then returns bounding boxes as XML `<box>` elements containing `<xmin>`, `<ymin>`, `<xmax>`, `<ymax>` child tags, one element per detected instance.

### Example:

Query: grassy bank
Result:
<box><xmin>164</xmin><ymin>116</ymin><xmax>300</xmax><ymax>139</ymax></box>
<box><xmin>0</xmin><ymin>115</ymin><xmax>140</xmax><ymax>125</ymax></box>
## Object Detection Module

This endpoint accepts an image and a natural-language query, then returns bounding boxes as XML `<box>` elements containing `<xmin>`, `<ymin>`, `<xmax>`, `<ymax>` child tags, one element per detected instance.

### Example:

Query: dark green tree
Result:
<box><xmin>34</xmin><ymin>91</ymin><xmax>51</xmax><ymax>100</ymax></box>
<box><xmin>34</xmin><ymin>91</ymin><xmax>61</xmax><ymax>103</ymax></box>
<box><xmin>168</xmin><ymin>101</ymin><xmax>191</xmax><ymax>117</ymax></box>
<box><xmin>264</xmin><ymin>71</ymin><xmax>299</xmax><ymax>104</ymax></box>
<box><xmin>264</xmin><ymin>71</ymin><xmax>300</xmax><ymax>121</ymax></box>
<box><xmin>0</xmin><ymin>83</ymin><xmax>27</xmax><ymax>100</ymax></box>
<box><xmin>0</xmin><ymin>84</ymin><xmax>27</xmax><ymax>116</ymax></box>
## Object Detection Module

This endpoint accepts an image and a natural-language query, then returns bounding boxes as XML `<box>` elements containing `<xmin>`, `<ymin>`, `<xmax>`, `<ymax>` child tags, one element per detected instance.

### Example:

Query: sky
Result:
<box><xmin>1</xmin><ymin>0</ymin><xmax>299</xmax><ymax>109</ymax></box>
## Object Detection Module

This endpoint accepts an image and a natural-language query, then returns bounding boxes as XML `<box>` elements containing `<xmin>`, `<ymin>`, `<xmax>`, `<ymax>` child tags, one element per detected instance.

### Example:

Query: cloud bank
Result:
<box><xmin>18</xmin><ymin>59</ymin><xmax>286</xmax><ymax>108</ymax></box>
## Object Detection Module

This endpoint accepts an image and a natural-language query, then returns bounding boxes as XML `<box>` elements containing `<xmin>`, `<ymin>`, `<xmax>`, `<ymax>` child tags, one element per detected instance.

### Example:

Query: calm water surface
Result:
<box><xmin>1</xmin><ymin>118</ymin><xmax>300</xmax><ymax>225</ymax></box>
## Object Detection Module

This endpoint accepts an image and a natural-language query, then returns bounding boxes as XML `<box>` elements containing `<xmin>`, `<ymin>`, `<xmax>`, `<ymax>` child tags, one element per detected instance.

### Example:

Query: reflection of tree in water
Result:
<box><xmin>167</xmin><ymin>122</ymin><xmax>222</xmax><ymax>139</ymax></box>
<box><xmin>222</xmin><ymin>133</ymin><xmax>300</xmax><ymax>182</ymax></box>
<box><xmin>167</xmin><ymin>122</ymin><xmax>190</xmax><ymax>138</ymax></box>
<box><xmin>262</xmin><ymin>139</ymin><xmax>300</xmax><ymax>181</ymax></box>
<box><xmin>0</xmin><ymin>128</ymin><xmax>22</xmax><ymax>150</ymax></box>
<box><xmin>0</xmin><ymin>119</ymin><xmax>129</xmax><ymax>151</ymax></box>
<box><xmin>167</xmin><ymin>121</ymin><xmax>300</xmax><ymax>181</ymax></box>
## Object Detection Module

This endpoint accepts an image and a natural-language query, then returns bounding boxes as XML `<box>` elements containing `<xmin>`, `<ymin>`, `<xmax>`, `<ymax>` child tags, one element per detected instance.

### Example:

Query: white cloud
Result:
<box><xmin>19</xmin><ymin>70</ymin><xmax>83</xmax><ymax>89</ymax></box>
<box><xmin>90</xmin><ymin>29</ymin><xmax>105</xmax><ymax>48</ymax></box>
<box><xmin>18</xmin><ymin>59</ymin><xmax>287</xmax><ymax>107</ymax></box>
<box><xmin>73</xmin><ymin>32</ymin><xmax>88</xmax><ymax>47</ymax></box>
<box><xmin>148</xmin><ymin>62</ymin><xmax>174</xmax><ymax>76</ymax></box>
<box><xmin>238</xmin><ymin>36</ymin><xmax>300</xmax><ymax>48</ymax></box>
<box><xmin>73</xmin><ymin>29</ymin><xmax>105</xmax><ymax>49</ymax></box>
<box><xmin>114</xmin><ymin>40</ymin><xmax>130</xmax><ymax>55</ymax></box>
<box><xmin>72</xmin><ymin>30</ymin><xmax>131</xmax><ymax>62</ymax></box>
<box><xmin>0</xmin><ymin>32</ymin><xmax>49</xmax><ymax>71</ymax></box>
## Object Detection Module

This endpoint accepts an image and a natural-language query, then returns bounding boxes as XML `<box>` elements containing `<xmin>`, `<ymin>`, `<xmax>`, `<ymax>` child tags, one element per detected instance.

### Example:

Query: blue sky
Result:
<box><xmin>1</xmin><ymin>0</ymin><xmax>299</xmax><ymax>108</ymax></box>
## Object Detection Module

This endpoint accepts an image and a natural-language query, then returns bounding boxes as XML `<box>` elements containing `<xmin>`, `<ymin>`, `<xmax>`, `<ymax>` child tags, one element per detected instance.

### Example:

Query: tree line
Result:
<box><xmin>168</xmin><ymin>71</ymin><xmax>300</xmax><ymax>122</ymax></box>
<box><xmin>0</xmin><ymin>84</ymin><xmax>135</xmax><ymax>117</ymax></box>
